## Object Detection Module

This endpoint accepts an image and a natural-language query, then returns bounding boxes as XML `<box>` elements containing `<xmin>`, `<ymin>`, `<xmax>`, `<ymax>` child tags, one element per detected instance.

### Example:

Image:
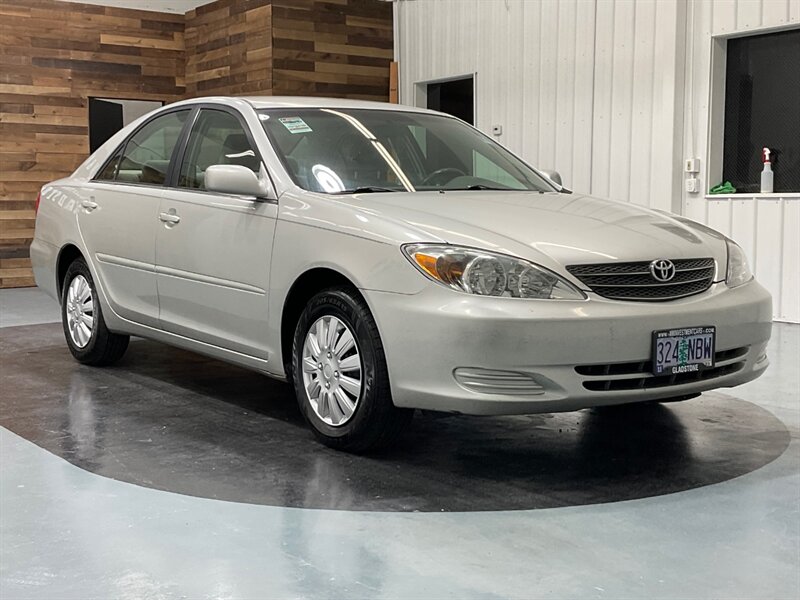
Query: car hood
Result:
<box><xmin>342</xmin><ymin>190</ymin><xmax>728</xmax><ymax>278</ymax></box>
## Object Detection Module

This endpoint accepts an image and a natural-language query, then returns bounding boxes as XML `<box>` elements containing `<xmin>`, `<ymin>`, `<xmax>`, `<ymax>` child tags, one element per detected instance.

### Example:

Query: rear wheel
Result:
<box><xmin>61</xmin><ymin>257</ymin><xmax>129</xmax><ymax>366</ymax></box>
<box><xmin>291</xmin><ymin>286</ymin><xmax>412</xmax><ymax>452</ymax></box>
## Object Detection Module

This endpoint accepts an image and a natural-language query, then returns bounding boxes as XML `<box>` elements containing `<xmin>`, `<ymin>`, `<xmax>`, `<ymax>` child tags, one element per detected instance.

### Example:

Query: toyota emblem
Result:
<box><xmin>649</xmin><ymin>259</ymin><xmax>676</xmax><ymax>282</ymax></box>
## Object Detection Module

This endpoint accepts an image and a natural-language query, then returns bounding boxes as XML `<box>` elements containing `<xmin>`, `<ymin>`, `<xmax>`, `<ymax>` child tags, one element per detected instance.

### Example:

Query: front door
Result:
<box><xmin>78</xmin><ymin>109</ymin><xmax>191</xmax><ymax>327</ymax></box>
<box><xmin>155</xmin><ymin>108</ymin><xmax>277</xmax><ymax>359</ymax></box>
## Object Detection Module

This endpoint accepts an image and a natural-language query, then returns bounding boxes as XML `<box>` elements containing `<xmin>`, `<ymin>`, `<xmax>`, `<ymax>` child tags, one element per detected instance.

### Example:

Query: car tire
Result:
<box><xmin>61</xmin><ymin>257</ymin><xmax>129</xmax><ymax>366</ymax></box>
<box><xmin>291</xmin><ymin>286</ymin><xmax>412</xmax><ymax>452</ymax></box>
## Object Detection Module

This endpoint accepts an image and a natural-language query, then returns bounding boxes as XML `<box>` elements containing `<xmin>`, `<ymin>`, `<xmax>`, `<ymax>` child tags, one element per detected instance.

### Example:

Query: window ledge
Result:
<box><xmin>705</xmin><ymin>192</ymin><xmax>800</xmax><ymax>200</ymax></box>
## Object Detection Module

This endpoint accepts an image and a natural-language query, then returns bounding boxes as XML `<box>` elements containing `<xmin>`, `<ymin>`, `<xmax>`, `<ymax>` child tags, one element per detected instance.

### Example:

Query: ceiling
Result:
<box><xmin>58</xmin><ymin>0</ymin><xmax>217</xmax><ymax>14</ymax></box>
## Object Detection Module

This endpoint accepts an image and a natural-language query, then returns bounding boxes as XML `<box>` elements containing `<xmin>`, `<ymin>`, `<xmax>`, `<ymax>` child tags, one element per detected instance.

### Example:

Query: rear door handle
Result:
<box><xmin>159</xmin><ymin>212</ymin><xmax>181</xmax><ymax>224</ymax></box>
<box><xmin>81</xmin><ymin>200</ymin><xmax>98</xmax><ymax>212</ymax></box>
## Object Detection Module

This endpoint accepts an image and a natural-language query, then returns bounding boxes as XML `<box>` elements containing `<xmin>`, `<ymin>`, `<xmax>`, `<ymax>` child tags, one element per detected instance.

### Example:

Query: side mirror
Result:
<box><xmin>205</xmin><ymin>164</ymin><xmax>272</xmax><ymax>200</ymax></box>
<box><xmin>540</xmin><ymin>169</ymin><xmax>562</xmax><ymax>187</ymax></box>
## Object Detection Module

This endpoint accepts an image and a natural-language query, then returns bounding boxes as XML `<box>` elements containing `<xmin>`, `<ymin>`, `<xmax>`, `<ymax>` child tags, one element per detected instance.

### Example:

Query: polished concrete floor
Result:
<box><xmin>1</xmin><ymin>287</ymin><xmax>799</xmax><ymax>599</ymax></box>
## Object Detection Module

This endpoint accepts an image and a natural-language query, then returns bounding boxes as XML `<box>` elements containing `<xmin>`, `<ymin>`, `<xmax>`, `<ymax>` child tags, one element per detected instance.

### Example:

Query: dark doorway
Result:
<box><xmin>89</xmin><ymin>98</ymin><xmax>164</xmax><ymax>152</ymax></box>
<box><xmin>89</xmin><ymin>99</ymin><xmax>123</xmax><ymax>152</ymax></box>
<box><xmin>426</xmin><ymin>77</ymin><xmax>474</xmax><ymax>125</ymax></box>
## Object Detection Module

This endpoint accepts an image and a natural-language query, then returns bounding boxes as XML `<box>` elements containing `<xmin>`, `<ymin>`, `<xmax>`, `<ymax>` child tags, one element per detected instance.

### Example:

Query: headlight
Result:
<box><xmin>402</xmin><ymin>244</ymin><xmax>586</xmax><ymax>300</ymax></box>
<box><xmin>726</xmin><ymin>240</ymin><xmax>753</xmax><ymax>288</ymax></box>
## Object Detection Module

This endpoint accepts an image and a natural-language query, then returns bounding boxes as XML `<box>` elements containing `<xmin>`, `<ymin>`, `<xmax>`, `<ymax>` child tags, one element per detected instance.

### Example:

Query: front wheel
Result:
<box><xmin>291</xmin><ymin>287</ymin><xmax>412</xmax><ymax>452</ymax></box>
<box><xmin>61</xmin><ymin>257</ymin><xmax>129</xmax><ymax>366</ymax></box>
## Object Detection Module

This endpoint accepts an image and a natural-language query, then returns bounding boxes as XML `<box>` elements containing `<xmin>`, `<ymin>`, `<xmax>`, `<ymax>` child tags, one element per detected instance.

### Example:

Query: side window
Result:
<box><xmin>95</xmin><ymin>146</ymin><xmax>123</xmax><ymax>181</ymax></box>
<box><xmin>178</xmin><ymin>109</ymin><xmax>260</xmax><ymax>190</ymax></box>
<box><xmin>97</xmin><ymin>110</ymin><xmax>189</xmax><ymax>185</ymax></box>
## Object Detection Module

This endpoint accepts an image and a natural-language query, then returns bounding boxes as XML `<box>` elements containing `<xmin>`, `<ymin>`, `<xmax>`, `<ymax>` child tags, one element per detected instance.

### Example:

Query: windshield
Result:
<box><xmin>258</xmin><ymin>108</ymin><xmax>555</xmax><ymax>194</ymax></box>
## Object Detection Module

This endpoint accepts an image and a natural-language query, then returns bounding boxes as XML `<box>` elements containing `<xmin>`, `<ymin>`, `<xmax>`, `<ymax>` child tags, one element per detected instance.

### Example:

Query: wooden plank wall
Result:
<box><xmin>271</xmin><ymin>0</ymin><xmax>392</xmax><ymax>101</ymax></box>
<box><xmin>0</xmin><ymin>0</ymin><xmax>393</xmax><ymax>289</ymax></box>
<box><xmin>185</xmin><ymin>0</ymin><xmax>393</xmax><ymax>100</ymax></box>
<box><xmin>184</xmin><ymin>0</ymin><xmax>272</xmax><ymax>97</ymax></box>
<box><xmin>0</xmin><ymin>0</ymin><xmax>186</xmax><ymax>288</ymax></box>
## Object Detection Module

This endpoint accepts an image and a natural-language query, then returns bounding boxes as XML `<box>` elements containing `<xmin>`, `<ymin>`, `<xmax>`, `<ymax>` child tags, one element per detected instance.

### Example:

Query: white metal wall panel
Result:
<box><xmin>590</xmin><ymin>0</ymin><xmax>614</xmax><ymax>200</ymax></box>
<box><xmin>602</xmin><ymin>1</ymin><xmax>637</xmax><ymax>204</ymax></box>
<box><xmin>398</xmin><ymin>0</ymin><xmax>600</xmax><ymax>194</ymax></box>
<box><xmin>571</xmin><ymin>1</ymin><xmax>596</xmax><ymax>193</ymax></box>
<box><xmin>628</xmin><ymin>1</ymin><xmax>657</xmax><ymax>210</ymax></box>
<box><xmin>591</xmin><ymin>0</ymin><xmax>685</xmax><ymax>211</ymax></box>
<box><xmin>754</xmin><ymin>201</ymin><xmax>784</xmax><ymax>320</ymax></box>
<box><xmin>399</xmin><ymin>0</ymin><xmax>683</xmax><ymax>211</ymax></box>
<box><xmin>703</xmin><ymin>195</ymin><xmax>799</xmax><ymax>321</ymax></box>
<box><xmin>396</xmin><ymin>0</ymin><xmax>800</xmax><ymax>322</ymax></box>
<box><xmin>781</xmin><ymin>202</ymin><xmax>800</xmax><ymax>322</ymax></box>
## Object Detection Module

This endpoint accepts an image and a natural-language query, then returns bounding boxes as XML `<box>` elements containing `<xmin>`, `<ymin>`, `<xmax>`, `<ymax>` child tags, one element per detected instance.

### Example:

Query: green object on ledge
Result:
<box><xmin>709</xmin><ymin>181</ymin><xmax>737</xmax><ymax>194</ymax></box>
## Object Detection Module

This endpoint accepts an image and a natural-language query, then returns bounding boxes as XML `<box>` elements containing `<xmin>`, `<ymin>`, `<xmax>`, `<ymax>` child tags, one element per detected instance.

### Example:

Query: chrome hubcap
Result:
<box><xmin>66</xmin><ymin>275</ymin><xmax>94</xmax><ymax>348</ymax></box>
<box><xmin>301</xmin><ymin>315</ymin><xmax>362</xmax><ymax>426</ymax></box>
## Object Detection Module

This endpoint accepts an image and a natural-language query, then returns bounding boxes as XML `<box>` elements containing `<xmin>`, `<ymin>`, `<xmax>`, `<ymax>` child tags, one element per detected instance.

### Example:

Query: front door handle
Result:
<box><xmin>81</xmin><ymin>200</ymin><xmax>98</xmax><ymax>212</ymax></box>
<box><xmin>158</xmin><ymin>212</ymin><xmax>181</xmax><ymax>225</ymax></box>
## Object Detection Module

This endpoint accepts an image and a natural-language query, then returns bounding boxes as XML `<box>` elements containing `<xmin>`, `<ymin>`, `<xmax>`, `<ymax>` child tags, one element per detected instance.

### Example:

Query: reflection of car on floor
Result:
<box><xmin>30</xmin><ymin>96</ymin><xmax>772</xmax><ymax>451</ymax></box>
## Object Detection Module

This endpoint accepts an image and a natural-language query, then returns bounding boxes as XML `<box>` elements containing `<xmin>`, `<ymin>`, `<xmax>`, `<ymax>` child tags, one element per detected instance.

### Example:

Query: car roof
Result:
<box><xmin>171</xmin><ymin>95</ymin><xmax>439</xmax><ymax>115</ymax></box>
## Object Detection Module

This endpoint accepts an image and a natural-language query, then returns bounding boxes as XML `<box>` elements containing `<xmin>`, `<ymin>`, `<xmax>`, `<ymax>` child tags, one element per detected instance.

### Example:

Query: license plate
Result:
<box><xmin>652</xmin><ymin>326</ymin><xmax>715</xmax><ymax>376</ymax></box>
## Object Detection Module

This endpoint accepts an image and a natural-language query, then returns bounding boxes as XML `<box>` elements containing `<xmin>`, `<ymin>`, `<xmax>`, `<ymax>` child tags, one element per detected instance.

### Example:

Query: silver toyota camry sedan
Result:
<box><xmin>31</xmin><ymin>97</ymin><xmax>772</xmax><ymax>451</ymax></box>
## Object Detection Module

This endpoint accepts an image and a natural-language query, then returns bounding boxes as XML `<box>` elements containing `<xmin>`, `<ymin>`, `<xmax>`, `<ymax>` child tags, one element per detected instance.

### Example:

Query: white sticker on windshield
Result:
<box><xmin>279</xmin><ymin>117</ymin><xmax>312</xmax><ymax>134</ymax></box>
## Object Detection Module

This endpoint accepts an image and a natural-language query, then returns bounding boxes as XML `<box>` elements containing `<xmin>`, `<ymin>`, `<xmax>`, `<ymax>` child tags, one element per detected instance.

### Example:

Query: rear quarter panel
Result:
<box><xmin>31</xmin><ymin>181</ymin><xmax>87</xmax><ymax>301</ymax></box>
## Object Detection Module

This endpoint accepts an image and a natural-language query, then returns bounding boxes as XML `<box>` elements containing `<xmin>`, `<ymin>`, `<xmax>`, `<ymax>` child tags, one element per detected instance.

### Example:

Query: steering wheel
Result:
<box><xmin>421</xmin><ymin>167</ymin><xmax>467</xmax><ymax>187</ymax></box>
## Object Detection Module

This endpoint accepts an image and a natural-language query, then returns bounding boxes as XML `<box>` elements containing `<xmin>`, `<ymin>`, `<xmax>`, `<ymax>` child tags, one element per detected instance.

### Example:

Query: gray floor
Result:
<box><xmin>1</xmin><ymin>287</ymin><xmax>798</xmax><ymax>600</ymax></box>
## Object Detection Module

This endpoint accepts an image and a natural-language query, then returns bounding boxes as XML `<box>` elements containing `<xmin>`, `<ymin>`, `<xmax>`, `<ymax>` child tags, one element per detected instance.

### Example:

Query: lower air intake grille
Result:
<box><xmin>566</xmin><ymin>258</ymin><xmax>716</xmax><ymax>301</ymax></box>
<box><xmin>576</xmin><ymin>347</ymin><xmax>749</xmax><ymax>392</ymax></box>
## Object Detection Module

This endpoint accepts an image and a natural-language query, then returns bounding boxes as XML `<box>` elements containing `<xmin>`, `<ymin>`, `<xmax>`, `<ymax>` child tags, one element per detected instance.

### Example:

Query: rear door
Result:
<box><xmin>155</xmin><ymin>107</ymin><xmax>277</xmax><ymax>358</ymax></box>
<box><xmin>79</xmin><ymin>108</ymin><xmax>191</xmax><ymax>327</ymax></box>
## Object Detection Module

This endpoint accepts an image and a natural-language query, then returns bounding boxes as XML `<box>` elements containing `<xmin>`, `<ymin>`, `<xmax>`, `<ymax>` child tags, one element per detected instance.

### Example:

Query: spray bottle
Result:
<box><xmin>761</xmin><ymin>147</ymin><xmax>773</xmax><ymax>193</ymax></box>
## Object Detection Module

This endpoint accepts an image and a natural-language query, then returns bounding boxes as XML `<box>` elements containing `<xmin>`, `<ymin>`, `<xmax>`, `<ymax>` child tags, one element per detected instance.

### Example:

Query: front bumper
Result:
<box><xmin>364</xmin><ymin>281</ymin><xmax>772</xmax><ymax>415</ymax></box>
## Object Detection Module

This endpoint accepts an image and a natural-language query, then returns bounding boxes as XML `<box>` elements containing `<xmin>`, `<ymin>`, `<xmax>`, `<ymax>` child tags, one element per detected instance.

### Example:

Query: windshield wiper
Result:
<box><xmin>336</xmin><ymin>186</ymin><xmax>400</xmax><ymax>194</ymax></box>
<box><xmin>460</xmin><ymin>184</ymin><xmax>562</xmax><ymax>192</ymax></box>
<box><xmin>460</xmin><ymin>184</ymin><xmax>513</xmax><ymax>191</ymax></box>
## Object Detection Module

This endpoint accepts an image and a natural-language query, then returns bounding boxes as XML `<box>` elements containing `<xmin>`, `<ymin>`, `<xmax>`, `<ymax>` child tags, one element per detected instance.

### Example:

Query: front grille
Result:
<box><xmin>576</xmin><ymin>346</ymin><xmax>749</xmax><ymax>392</ymax></box>
<box><xmin>566</xmin><ymin>258</ymin><xmax>716</xmax><ymax>301</ymax></box>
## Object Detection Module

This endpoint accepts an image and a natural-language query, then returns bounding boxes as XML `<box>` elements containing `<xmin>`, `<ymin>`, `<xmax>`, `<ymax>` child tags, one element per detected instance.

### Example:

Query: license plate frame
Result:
<box><xmin>652</xmin><ymin>326</ymin><xmax>716</xmax><ymax>376</ymax></box>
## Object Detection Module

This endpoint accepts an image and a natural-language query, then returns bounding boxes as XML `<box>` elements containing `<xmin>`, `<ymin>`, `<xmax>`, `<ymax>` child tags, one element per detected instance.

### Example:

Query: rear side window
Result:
<box><xmin>178</xmin><ymin>109</ymin><xmax>260</xmax><ymax>190</ymax></box>
<box><xmin>95</xmin><ymin>109</ymin><xmax>190</xmax><ymax>185</ymax></box>
<box><xmin>96</xmin><ymin>146</ymin><xmax>123</xmax><ymax>180</ymax></box>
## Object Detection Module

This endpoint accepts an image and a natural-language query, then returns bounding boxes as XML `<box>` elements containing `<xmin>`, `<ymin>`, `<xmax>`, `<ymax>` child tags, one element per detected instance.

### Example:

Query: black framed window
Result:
<box><xmin>722</xmin><ymin>29</ymin><xmax>800</xmax><ymax>193</ymax></box>
<box><xmin>95</xmin><ymin>109</ymin><xmax>190</xmax><ymax>185</ymax></box>
<box><xmin>177</xmin><ymin>109</ymin><xmax>260</xmax><ymax>190</ymax></box>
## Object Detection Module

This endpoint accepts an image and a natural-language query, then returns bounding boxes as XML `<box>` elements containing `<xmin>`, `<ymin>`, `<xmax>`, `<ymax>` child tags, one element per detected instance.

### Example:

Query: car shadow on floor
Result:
<box><xmin>1</xmin><ymin>325</ymin><xmax>791</xmax><ymax>512</ymax></box>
